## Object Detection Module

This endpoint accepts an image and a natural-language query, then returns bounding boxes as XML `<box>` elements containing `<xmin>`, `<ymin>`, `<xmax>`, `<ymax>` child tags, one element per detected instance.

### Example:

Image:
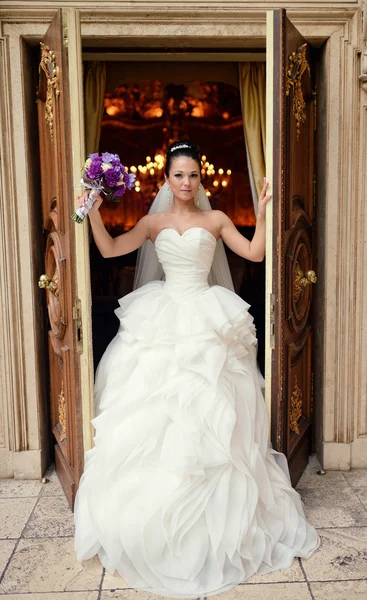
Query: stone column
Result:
<box><xmin>320</xmin><ymin>7</ymin><xmax>367</xmax><ymax>469</ymax></box>
<box><xmin>0</xmin><ymin>22</ymin><xmax>48</xmax><ymax>478</ymax></box>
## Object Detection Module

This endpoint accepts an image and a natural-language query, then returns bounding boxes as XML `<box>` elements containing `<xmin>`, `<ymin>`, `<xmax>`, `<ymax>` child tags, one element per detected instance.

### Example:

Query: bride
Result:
<box><xmin>73</xmin><ymin>141</ymin><xmax>320</xmax><ymax>598</ymax></box>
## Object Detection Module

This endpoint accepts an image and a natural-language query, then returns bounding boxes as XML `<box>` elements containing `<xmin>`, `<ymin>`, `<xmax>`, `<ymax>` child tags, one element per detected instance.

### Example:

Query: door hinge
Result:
<box><xmin>73</xmin><ymin>298</ymin><xmax>83</xmax><ymax>352</ymax></box>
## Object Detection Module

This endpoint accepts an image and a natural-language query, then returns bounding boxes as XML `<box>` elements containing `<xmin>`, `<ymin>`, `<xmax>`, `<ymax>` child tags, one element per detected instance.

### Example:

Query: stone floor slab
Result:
<box><xmin>101</xmin><ymin>591</ymin><xmax>161</xmax><ymax>600</ymax></box>
<box><xmin>0</xmin><ymin>538</ymin><xmax>102</xmax><ymax>593</ymax></box>
<box><xmin>301</xmin><ymin>527</ymin><xmax>367</xmax><ymax>582</ymax></box>
<box><xmin>0</xmin><ymin>594</ymin><xmax>99</xmax><ymax>599</ymax></box>
<box><xmin>354</xmin><ymin>488</ymin><xmax>367</xmax><ymax>510</ymax></box>
<box><xmin>310</xmin><ymin>579</ymin><xmax>367</xmax><ymax>599</ymax></box>
<box><xmin>1</xmin><ymin>462</ymin><xmax>367</xmax><ymax>600</ymax></box>
<box><xmin>0</xmin><ymin>540</ymin><xmax>16</xmax><ymax>579</ymax></box>
<box><xmin>247</xmin><ymin>557</ymin><xmax>305</xmax><ymax>584</ymax></box>
<box><xmin>342</xmin><ymin>470</ymin><xmax>367</xmax><ymax>488</ymax></box>
<box><xmin>0</xmin><ymin>498</ymin><xmax>37</xmax><ymax>539</ymax></box>
<box><xmin>0</xmin><ymin>479</ymin><xmax>43</xmax><ymax>498</ymax></box>
<box><xmin>296</xmin><ymin>467</ymin><xmax>349</xmax><ymax>491</ymax></box>
<box><xmin>39</xmin><ymin>467</ymin><xmax>65</xmax><ymax>497</ymax></box>
<box><xmin>101</xmin><ymin>582</ymin><xmax>312</xmax><ymax>600</ymax></box>
<box><xmin>22</xmin><ymin>495</ymin><xmax>75</xmax><ymax>538</ymax></box>
<box><xmin>102</xmin><ymin>570</ymin><xmax>130</xmax><ymax>590</ymax></box>
<box><xmin>295</xmin><ymin>485</ymin><xmax>367</xmax><ymax>528</ymax></box>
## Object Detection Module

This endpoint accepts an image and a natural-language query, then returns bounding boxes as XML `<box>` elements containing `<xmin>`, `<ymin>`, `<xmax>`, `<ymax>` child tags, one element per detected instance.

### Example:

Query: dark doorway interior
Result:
<box><xmin>88</xmin><ymin>61</ymin><xmax>266</xmax><ymax>374</ymax></box>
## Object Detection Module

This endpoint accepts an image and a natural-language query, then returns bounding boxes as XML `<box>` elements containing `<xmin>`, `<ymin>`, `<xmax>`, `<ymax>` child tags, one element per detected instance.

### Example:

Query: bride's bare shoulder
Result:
<box><xmin>209</xmin><ymin>210</ymin><xmax>231</xmax><ymax>226</ymax></box>
<box><xmin>144</xmin><ymin>212</ymin><xmax>172</xmax><ymax>227</ymax></box>
<box><xmin>139</xmin><ymin>212</ymin><xmax>169</xmax><ymax>239</ymax></box>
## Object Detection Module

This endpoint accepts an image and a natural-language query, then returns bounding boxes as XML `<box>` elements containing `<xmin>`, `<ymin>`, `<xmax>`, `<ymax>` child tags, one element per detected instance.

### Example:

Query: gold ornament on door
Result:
<box><xmin>58</xmin><ymin>382</ymin><xmax>67</xmax><ymax>442</ymax></box>
<box><xmin>38</xmin><ymin>273</ymin><xmax>59</xmax><ymax>297</ymax></box>
<box><xmin>289</xmin><ymin>377</ymin><xmax>303</xmax><ymax>435</ymax></box>
<box><xmin>293</xmin><ymin>262</ymin><xmax>317</xmax><ymax>302</ymax></box>
<box><xmin>286</xmin><ymin>43</ymin><xmax>311</xmax><ymax>141</ymax></box>
<box><xmin>39</xmin><ymin>42</ymin><xmax>60</xmax><ymax>140</ymax></box>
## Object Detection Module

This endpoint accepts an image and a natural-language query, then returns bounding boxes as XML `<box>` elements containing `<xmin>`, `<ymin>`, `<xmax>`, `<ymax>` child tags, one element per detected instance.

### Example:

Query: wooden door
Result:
<box><xmin>37</xmin><ymin>9</ymin><xmax>84</xmax><ymax>507</ymax></box>
<box><xmin>266</xmin><ymin>9</ymin><xmax>317</xmax><ymax>485</ymax></box>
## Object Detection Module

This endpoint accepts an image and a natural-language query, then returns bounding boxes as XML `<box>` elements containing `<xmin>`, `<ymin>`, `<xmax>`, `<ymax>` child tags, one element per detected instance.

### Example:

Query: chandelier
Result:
<box><xmin>129</xmin><ymin>153</ymin><xmax>232</xmax><ymax>204</ymax></box>
<box><xmin>102</xmin><ymin>81</ymin><xmax>240</xmax><ymax>205</ymax></box>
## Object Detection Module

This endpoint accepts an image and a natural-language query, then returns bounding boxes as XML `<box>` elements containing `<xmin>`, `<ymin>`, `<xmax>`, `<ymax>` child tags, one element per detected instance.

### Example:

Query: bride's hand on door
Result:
<box><xmin>258</xmin><ymin>178</ymin><xmax>272</xmax><ymax>217</ymax></box>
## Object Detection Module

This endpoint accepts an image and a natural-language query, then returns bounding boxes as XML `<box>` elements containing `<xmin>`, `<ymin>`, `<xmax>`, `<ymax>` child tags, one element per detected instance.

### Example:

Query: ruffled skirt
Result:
<box><xmin>74</xmin><ymin>281</ymin><xmax>320</xmax><ymax>597</ymax></box>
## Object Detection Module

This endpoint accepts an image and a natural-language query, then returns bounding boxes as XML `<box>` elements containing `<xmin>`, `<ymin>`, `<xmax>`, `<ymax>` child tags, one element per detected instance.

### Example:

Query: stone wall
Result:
<box><xmin>0</xmin><ymin>0</ymin><xmax>365</xmax><ymax>477</ymax></box>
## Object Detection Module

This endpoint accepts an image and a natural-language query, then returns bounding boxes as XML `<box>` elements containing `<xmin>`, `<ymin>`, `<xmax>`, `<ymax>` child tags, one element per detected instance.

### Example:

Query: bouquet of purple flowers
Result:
<box><xmin>71</xmin><ymin>152</ymin><xmax>136</xmax><ymax>223</ymax></box>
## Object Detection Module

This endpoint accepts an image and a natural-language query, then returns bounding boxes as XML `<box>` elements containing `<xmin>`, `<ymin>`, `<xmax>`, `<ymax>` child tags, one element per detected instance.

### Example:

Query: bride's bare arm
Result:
<box><xmin>78</xmin><ymin>191</ymin><xmax>150</xmax><ymax>258</ymax></box>
<box><xmin>217</xmin><ymin>178</ymin><xmax>271</xmax><ymax>262</ymax></box>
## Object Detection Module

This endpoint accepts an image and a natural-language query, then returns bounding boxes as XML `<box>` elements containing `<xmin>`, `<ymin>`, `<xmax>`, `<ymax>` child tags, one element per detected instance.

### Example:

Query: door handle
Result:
<box><xmin>294</xmin><ymin>263</ymin><xmax>317</xmax><ymax>302</ymax></box>
<box><xmin>38</xmin><ymin>274</ymin><xmax>59</xmax><ymax>297</ymax></box>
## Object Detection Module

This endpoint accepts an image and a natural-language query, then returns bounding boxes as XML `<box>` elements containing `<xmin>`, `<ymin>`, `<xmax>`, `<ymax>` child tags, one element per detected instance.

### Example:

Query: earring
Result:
<box><xmin>167</xmin><ymin>184</ymin><xmax>173</xmax><ymax>206</ymax></box>
<box><xmin>194</xmin><ymin>191</ymin><xmax>200</xmax><ymax>207</ymax></box>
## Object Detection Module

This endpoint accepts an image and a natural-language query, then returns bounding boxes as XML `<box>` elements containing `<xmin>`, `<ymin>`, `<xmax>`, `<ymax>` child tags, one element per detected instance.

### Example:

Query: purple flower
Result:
<box><xmin>82</xmin><ymin>152</ymin><xmax>132</xmax><ymax>201</ymax></box>
<box><xmin>127</xmin><ymin>173</ymin><xmax>136</xmax><ymax>189</ymax></box>
<box><xmin>102</xmin><ymin>152</ymin><xmax>118</xmax><ymax>163</ymax></box>
<box><xmin>87</xmin><ymin>157</ymin><xmax>104</xmax><ymax>179</ymax></box>
<box><xmin>105</xmin><ymin>167</ymin><xmax>122</xmax><ymax>187</ymax></box>
<box><xmin>114</xmin><ymin>184</ymin><xmax>126</xmax><ymax>197</ymax></box>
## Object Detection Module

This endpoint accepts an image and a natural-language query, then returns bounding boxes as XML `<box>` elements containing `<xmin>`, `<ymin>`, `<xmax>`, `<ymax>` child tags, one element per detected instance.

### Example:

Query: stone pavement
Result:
<box><xmin>0</xmin><ymin>456</ymin><xmax>366</xmax><ymax>600</ymax></box>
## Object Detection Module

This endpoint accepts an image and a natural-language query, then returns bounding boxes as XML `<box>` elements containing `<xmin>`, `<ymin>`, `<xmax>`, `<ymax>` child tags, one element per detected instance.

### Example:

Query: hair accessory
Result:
<box><xmin>170</xmin><ymin>144</ymin><xmax>190</xmax><ymax>153</ymax></box>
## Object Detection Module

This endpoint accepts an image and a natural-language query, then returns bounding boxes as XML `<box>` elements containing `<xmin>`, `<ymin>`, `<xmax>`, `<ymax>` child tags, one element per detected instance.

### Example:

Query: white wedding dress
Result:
<box><xmin>74</xmin><ymin>227</ymin><xmax>320</xmax><ymax>598</ymax></box>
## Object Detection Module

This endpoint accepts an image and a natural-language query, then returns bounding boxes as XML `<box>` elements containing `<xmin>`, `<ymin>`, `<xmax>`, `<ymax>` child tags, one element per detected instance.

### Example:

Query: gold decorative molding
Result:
<box><xmin>289</xmin><ymin>376</ymin><xmax>303</xmax><ymax>435</ymax></box>
<box><xmin>39</xmin><ymin>42</ymin><xmax>60</xmax><ymax>140</ymax></box>
<box><xmin>286</xmin><ymin>43</ymin><xmax>311</xmax><ymax>141</ymax></box>
<box><xmin>294</xmin><ymin>261</ymin><xmax>317</xmax><ymax>302</ymax></box>
<box><xmin>58</xmin><ymin>382</ymin><xmax>66</xmax><ymax>442</ymax></box>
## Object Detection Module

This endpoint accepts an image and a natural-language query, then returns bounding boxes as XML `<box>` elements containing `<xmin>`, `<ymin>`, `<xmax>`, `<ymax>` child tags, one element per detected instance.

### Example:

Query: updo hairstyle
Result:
<box><xmin>165</xmin><ymin>141</ymin><xmax>202</xmax><ymax>177</ymax></box>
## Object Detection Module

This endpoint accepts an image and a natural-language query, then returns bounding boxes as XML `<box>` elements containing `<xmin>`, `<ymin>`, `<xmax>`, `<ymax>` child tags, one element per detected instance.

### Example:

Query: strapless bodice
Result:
<box><xmin>154</xmin><ymin>227</ymin><xmax>217</xmax><ymax>292</ymax></box>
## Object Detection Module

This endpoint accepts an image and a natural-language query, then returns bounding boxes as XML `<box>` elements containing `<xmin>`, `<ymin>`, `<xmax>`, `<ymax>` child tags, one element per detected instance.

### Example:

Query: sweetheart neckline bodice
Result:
<box><xmin>154</xmin><ymin>227</ymin><xmax>218</xmax><ymax>245</ymax></box>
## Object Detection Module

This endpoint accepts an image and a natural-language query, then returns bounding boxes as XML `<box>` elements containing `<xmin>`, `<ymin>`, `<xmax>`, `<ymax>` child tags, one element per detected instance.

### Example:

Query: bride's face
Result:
<box><xmin>165</xmin><ymin>156</ymin><xmax>201</xmax><ymax>203</ymax></box>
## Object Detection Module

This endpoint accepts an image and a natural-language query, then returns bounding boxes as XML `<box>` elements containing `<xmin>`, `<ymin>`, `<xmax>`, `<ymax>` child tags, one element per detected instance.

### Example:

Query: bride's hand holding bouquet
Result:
<box><xmin>76</xmin><ymin>189</ymin><xmax>103</xmax><ymax>221</ymax></box>
<box><xmin>71</xmin><ymin>152</ymin><xmax>135</xmax><ymax>223</ymax></box>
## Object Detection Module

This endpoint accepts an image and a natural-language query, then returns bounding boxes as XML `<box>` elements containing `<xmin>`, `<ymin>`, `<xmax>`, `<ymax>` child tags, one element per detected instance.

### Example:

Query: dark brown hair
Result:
<box><xmin>165</xmin><ymin>141</ymin><xmax>201</xmax><ymax>176</ymax></box>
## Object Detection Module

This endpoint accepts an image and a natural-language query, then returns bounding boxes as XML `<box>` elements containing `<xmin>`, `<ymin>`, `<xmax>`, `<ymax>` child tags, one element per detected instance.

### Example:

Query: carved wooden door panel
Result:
<box><xmin>37</xmin><ymin>9</ymin><xmax>83</xmax><ymax>507</ymax></box>
<box><xmin>267</xmin><ymin>9</ymin><xmax>317</xmax><ymax>485</ymax></box>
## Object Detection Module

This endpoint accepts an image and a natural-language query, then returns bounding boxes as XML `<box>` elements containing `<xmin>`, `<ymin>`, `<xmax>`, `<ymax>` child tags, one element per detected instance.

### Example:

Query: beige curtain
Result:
<box><xmin>239</xmin><ymin>63</ymin><xmax>266</xmax><ymax>211</ymax></box>
<box><xmin>84</xmin><ymin>61</ymin><xmax>107</xmax><ymax>155</ymax></box>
